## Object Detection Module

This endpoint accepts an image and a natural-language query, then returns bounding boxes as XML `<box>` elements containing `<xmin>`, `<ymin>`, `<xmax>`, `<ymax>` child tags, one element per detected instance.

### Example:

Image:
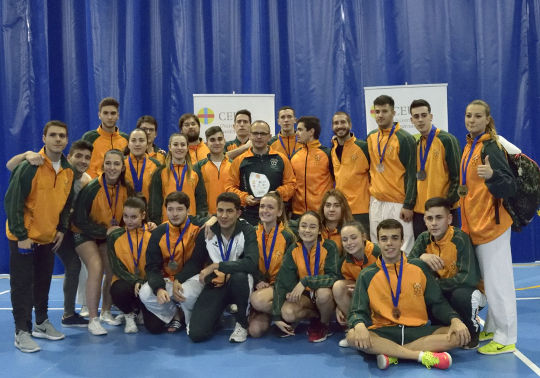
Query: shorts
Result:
<box><xmin>371</xmin><ymin>324</ymin><xmax>443</xmax><ymax>345</ymax></box>
<box><xmin>73</xmin><ymin>233</ymin><xmax>105</xmax><ymax>248</ymax></box>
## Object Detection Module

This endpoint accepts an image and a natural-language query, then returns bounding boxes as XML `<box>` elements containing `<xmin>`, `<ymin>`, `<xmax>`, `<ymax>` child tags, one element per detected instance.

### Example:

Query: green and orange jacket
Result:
<box><xmin>414</xmin><ymin>129</ymin><xmax>460</xmax><ymax>213</ymax></box>
<box><xmin>148</xmin><ymin>163</ymin><xmax>208</xmax><ymax>223</ymax></box>
<box><xmin>348</xmin><ymin>255</ymin><xmax>459</xmax><ymax>329</ymax></box>
<box><xmin>331</xmin><ymin>134</ymin><xmax>371</xmax><ymax>214</ymax></box>
<box><xmin>124</xmin><ymin>154</ymin><xmax>161</xmax><ymax>201</ymax></box>
<box><xmin>107</xmin><ymin>226</ymin><xmax>152</xmax><ymax>285</ymax></box>
<box><xmin>225</xmin><ymin>138</ymin><xmax>248</xmax><ymax>155</ymax></box>
<box><xmin>291</xmin><ymin>140</ymin><xmax>334</xmax><ymax>215</ymax></box>
<box><xmin>5</xmin><ymin>148</ymin><xmax>74</xmax><ymax>244</ymax></box>
<box><xmin>188</xmin><ymin>140</ymin><xmax>211</xmax><ymax>164</ymax></box>
<box><xmin>367</xmin><ymin>123</ymin><xmax>417</xmax><ymax>209</ymax></box>
<box><xmin>82</xmin><ymin>125</ymin><xmax>128</xmax><ymax>178</ymax></box>
<box><xmin>195</xmin><ymin>154</ymin><xmax>233</xmax><ymax>214</ymax></box>
<box><xmin>73</xmin><ymin>175</ymin><xmax>130</xmax><ymax>240</ymax></box>
<box><xmin>409</xmin><ymin>226</ymin><xmax>481</xmax><ymax>292</ymax></box>
<box><xmin>148</xmin><ymin>145</ymin><xmax>166</xmax><ymax>165</ymax></box>
<box><xmin>460</xmin><ymin>134</ymin><xmax>516</xmax><ymax>244</ymax></box>
<box><xmin>144</xmin><ymin>219</ymin><xmax>201</xmax><ymax>294</ymax></box>
<box><xmin>272</xmin><ymin>239</ymin><xmax>339</xmax><ymax>320</ymax></box>
<box><xmin>254</xmin><ymin>223</ymin><xmax>296</xmax><ymax>284</ymax></box>
<box><xmin>340</xmin><ymin>241</ymin><xmax>381</xmax><ymax>281</ymax></box>
<box><xmin>269</xmin><ymin>133</ymin><xmax>299</xmax><ymax>160</ymax></box>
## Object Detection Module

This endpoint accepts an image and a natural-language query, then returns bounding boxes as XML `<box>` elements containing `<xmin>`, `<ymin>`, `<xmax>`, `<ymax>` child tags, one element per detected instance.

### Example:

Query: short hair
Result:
<box><xmin>99</xmin><ymin>97</ymin><xmax>120</xmax><ymax>111</ymax></box>
<box><xmin>297</xmin><ymin>116</ymin><xmax>321</xmax><ymax>139</ymax></box>
<box><xmin>217</xmin><ymin>192</ymin><xmax>241</xmax><ymax>210</ymax></box>
<box><xmin>123</xmin><ymin>195</ymin><xmax>147</xmax><ymax>214</ymax></box>
<box><xmin>43</xmin><ymin>120</ymin><xmax>68</xmax><ymax>137</ymax></box>
<box><xmin>250</xmin><ymin>120</ymin><xmax>270</xmax><ymax>132</ymax></box>
<box><xmin>373</xmin><ymin>95</ymin><xmax>394</xmax><ymax>108</ymax></box>
<box><xmin>333</xmin><ymin>111</ymin><xmax>351</xmax><ymax>125</ymax></box>
<box><xmin>178</xmin><ymin>113</ymin><xmax>200</xmax><ymax>129</ymax></box>
<box><xmin>424</xmin><ymin>197</ymin><xmax>451</xmax><ymax>212</ymax></box>
<box><xmin>278</xmin><ymin>106</ymin><xmax>295</xmax><ymax>117</ymax></box>
<box><xmin>205</xmin><ymin>126</ymin><xmax>224</xmax><ymax>140</ymax></box>
<box><xmin>376</xmin><ymin>219</ymin><xmax>403</xmax><ymax>240</ymax></box>
<box><xmin>235</xmin><ymin>109</ymin><xmax>252</xmax><ymax>124</ymax></box>
<box><xmin>136</xmin><ymin>115</ymin><xmax>158</xmax><ymax>131</ymax></box>
<box><xmin>68</xmin><ymin>139</ymin><xmax>93</xmax><ymax>156</ymax></box>
<box><xmin>409</xmin><ymin>99</ymin><xmax>431</xmax><ymax>114</ymax></box>
<box><xmin>165</xmin><ymin>191</ymin><xmax>190</xmax><ymax>209</ymax></box>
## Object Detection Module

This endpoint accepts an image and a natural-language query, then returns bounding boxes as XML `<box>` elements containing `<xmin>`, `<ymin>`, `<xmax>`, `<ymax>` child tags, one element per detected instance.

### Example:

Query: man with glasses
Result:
<box><xmin>226</xmin><ymin>120</ymin><xmax>296</xmax><ymax>225</ymax></box>
<box><xmin>137</xmin><ymin>115</ymin><xmax>166</xmax><ymax>165</ymax></box>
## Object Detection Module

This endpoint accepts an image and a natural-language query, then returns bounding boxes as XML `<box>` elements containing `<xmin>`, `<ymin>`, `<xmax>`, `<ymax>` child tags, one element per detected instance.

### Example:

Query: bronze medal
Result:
<box><xmin>168</xmin><ymin>261</ymin><xmax>179</xmax><ymax>271</ymax></box>
<box><xmin>376</xmin><ymin>163</ymin><xmax>384</xmax><ymax>173</ymax></box>
<box><xmin>457</xmin><ymin>185</ymin><xmax>468</xmax><ymax>197</ymax></box>
<box><xmin>392</xmin><ymin>306</ymin><xmax>401</xmax><ymax>319</ymax></box>
<box><xmin>416</xmin><ymin>170</ymin><xmax>427</xmax><ymax>181</ymax></box>
<box><xmin>110</xmin><ymin>218</ymin><xmax>119</xmax><ymax>226</ymax></box>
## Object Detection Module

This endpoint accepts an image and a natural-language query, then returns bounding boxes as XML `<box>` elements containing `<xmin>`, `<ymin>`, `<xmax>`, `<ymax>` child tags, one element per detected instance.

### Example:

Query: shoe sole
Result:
<box><xmin>62</xmin><ymin>323</ymin><xmax>89</xmax><ymax>328</ymax></box>
<box><xmin>377</xmin><ymin>355</ymin><xmax>390</xmax><ymax>370</ymax></box>
<box><xmin>478</xmin><ymin>348</ymin><xmax>515</xmax><ymax>355</ymax></box>
<box><xmin>89</xmin><ymin>330</ymin><xmax>107</xmax><ymax>336</ymax></box>
<box><xmin>15</xmin><ymin>341</ymin><xmax>40</xmax><ymax>353</ymax></box>
<box><xmin>31</xmin><ymin>331</ymin><xmax>65</xmax><ymax>341</ymax></box>
<box><xmin>100</xmin><ymin>320</ymin><xmax>122</xmax><ymax>326</ymax></box>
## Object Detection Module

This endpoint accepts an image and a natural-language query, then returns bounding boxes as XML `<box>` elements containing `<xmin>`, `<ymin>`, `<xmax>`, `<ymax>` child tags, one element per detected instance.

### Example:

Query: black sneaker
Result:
<box><xmin>62</xmin><ymin>313</ymin><xmax>89</xmax><ymax>328</ymax></box>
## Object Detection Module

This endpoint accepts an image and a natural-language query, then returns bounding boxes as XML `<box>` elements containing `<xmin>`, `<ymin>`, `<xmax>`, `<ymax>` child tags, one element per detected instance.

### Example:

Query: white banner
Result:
<box><xmin>364</xmin><ymin>84</ymin><xmax>448</xmax><ymax>137</ymax></box>
<box><xmin>193</xmin><ymin>94</ymin><xmax>275</xmax><ymax>141</ymax></box>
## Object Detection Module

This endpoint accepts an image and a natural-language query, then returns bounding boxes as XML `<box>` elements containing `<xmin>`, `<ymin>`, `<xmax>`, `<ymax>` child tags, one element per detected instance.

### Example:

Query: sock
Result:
<box><xmin>417</xmin><ymin>351</ymin><xmax>424</xmax><ymax>363</ymax></box>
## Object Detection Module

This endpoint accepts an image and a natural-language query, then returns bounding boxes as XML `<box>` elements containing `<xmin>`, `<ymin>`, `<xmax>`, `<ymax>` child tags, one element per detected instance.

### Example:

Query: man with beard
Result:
<box><xmin>179</xmin><ymin>113</ymin><xmax>210</xmax><ymax>163</ymax></box>
<box><xmin>330</xmin><ymin>111</ymin><xmax>371</xmax><ymax>235</ymax></box>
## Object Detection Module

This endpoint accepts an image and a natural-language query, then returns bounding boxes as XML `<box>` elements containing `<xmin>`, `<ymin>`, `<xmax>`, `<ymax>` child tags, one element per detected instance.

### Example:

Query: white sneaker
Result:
<box><xmin>229</xmin><ymin>322</ymin><xmax>248</xmax><ymax>343</ymax></box>
<box><xmin>338</xmin><ymin>338</ymin><xmax>349</xmax><ymax>348</ymax></box>
<box><xmin>100</xmin><ymin>310</ymin><xmax>122</xmax><ymax>326</ymax></box>
<box><xmin>124</xmin><ymin>313</ymin><xmax>138</xmax><ymax>334</ymax></box>
<box><xmin>79</xmin><ymin>305</ymin><xmax>89</xmax><ymax>317</ymax></box>
<box><xmin>88</xmin><ymin>318</ymin><xmax>107</xmax><ymax>336</ymax></box>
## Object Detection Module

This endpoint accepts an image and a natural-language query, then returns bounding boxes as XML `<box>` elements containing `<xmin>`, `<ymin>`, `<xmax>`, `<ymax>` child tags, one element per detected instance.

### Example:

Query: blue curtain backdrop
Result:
<box><xmin>1</xmin><ymin>0</ymin><xmax>539</xmax><ymax>272</ymax></box>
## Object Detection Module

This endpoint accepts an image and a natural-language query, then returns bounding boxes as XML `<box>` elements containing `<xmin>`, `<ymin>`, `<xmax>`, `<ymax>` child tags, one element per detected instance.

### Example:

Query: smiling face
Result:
<box><xmin>216</xmin><ymin>201</ymin><xmax>241</xmax><ymax>232</ymax></box>
<box><xmin>123</xmin><ymin>206</ymin><xmax>145</xmax><ymax>230</ymax></box>
<box><xmin>169</xmin><ymin>135</ymin><xmax>189</xmax><ymax>163</ymax></box>
<box><xmin>259</xmin><ymin>196</ymin><xmax>281</xmax><ymax>226</ymax></box>
<box><xmin>103</xmin><ymin>152</ymin><xmax>124</xmax><ymax>183</ymax></box>
<box><xmin>298</xmin><ymin>213</ymin><xmax>320</xmax><ymax>246</ymax></box>
<box><xmin>128</xmin><ymin>129</ymin><xmax>148</xmax><ymax>158</ymax></box>
<box><xmin>68</xmin><ymin>148</ymin><xmax>92</xmax><ymax>175</ymax></box>
<box><xmin>341</xmin><ymin>225</ymin><xmax>365</xmax><ymax>257</ymax></box>
<box><xmin>377</xmin><ymin>228</ymin><xmax>403</xmax><ymax>264</ymax></box>
<box><xmin>465</xmin><ymin>104</ymin><xmax>490</xmax><ymax>138</ymax></box>
<box><xmin>332</xmin><ymin>114</ymin><xmax>351</xmax><ymax>139</ymax></box>
<box><xmin>207</xmin><ymin>131</ymin><xmax>225</xmax><ymax>156</ymax></box>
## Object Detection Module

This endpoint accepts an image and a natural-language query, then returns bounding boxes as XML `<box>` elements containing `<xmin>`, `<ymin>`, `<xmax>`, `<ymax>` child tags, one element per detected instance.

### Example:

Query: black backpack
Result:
<box><xmin>483</xmin><ymin>137</ymin><xmax>540</xmax><ymax>232</ymax></box>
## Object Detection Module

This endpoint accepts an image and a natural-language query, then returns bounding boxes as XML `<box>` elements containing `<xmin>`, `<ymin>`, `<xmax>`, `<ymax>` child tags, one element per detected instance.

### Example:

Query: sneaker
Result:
<box><xmin>377</xmin><ymin>354</ymin><xmax>398</xmax><ymax>370</ymax></box>
<box><xmin>88</xmin><ymin>317</ymin><xmax>107</xmax><ymax>336</ymax></box>
<box><xmin>421</xmin><ymin>351</ymin><xmax>452</xmax><ymax>370</ymax></box>
<box><xmin>338</xmin><ymin>338</ymin><xmax>349</xmax><ymax>348</ymax></box>
<box><xmin>307</xmin><ymin>320</ymin><xmax>331</xmax><ymax>343</ymax></box>
<box><xmin>229</xmin><ymin>322</ymin><xmax>248</xmax><ymax>343</ymax></box>
<box><xmin>478</xmin><ymin>341</ymin><xmax>516</xmax><ymax>355</ymax></box>
<box><xmin>32</xmin><ymin>319</ymin><xmax>65</xmax><ymax>340</ymax></box>
<box><xmin>62</xmin><ymin>313</ymin><xmax>89</xmax><ymax>328</ymax></box>
<box><xmin>15</xmin><ymin>331</ymin><xmax>40</xmax><ymax>353</ymax></box>
<box><xmin>79</xmin><ymin>305</ymin><xmax>89</xmax><ymax>317</ymax></box>
<box><xmin>124</xmin><ymin>313</ymin><xmax>138</xmax><ymax>334</ymax></box>
<box><xmin>100</xmin><ymin>310</ymin><xmax>122</xmax><ymax>326</ymax></box>
<box><xmin>463</xmin><ymin>332</ymin><xmax>480</xmax><ymax>350</ymax></box>
<box><xmin>479</xmin><ymin>331</ymin><xmax>494</xmax><ymax>341</ymax></box>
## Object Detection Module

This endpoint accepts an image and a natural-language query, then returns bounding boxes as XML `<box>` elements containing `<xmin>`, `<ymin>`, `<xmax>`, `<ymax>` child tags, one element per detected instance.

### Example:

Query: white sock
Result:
<box><xmin>417</xmin><ymin>351</ymin><xmax>424</xmax><ymax>363</ymax></box>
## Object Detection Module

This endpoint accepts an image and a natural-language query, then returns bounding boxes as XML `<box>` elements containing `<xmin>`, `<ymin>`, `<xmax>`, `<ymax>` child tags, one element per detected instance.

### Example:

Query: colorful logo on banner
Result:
<box><xmin>197</xmin><ymin>108</ymin><xmax>215</xmax><ymax>125</ymax></box>
<box><xmin>370</xmin><ymin>106</ymin><xmax>376</xmax><ymax>119</ymax></box>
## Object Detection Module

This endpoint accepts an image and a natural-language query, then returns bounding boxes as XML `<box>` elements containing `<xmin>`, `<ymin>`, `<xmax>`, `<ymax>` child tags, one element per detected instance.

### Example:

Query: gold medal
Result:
<box><xmin>457</xmin><ymin>185</ymin><xmax>468</xmax><ymax>197</ymax></box>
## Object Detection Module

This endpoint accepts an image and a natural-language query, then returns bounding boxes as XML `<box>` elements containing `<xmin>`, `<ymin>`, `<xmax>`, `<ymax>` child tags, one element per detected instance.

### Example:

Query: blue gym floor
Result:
<box><xmin>0</xmin><ymin>264</ymin><xmax>539</xmax><ymax>378</ymax></box>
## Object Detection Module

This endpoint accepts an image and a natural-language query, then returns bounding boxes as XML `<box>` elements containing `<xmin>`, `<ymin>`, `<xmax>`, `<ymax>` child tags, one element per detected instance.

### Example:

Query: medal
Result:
<box><xmin>417</xmin><ymin>126</ymin><xmax>437</xmax><ymax>182</ymax></box>
<box><xmin>168</xmin><ymin>261</ymin><xmax>179</xmax><ymax>271</ymax></box>
<box><xmin>110</xmin><ymin>218</ymin><xmax>119</xmax><ymax>226</ymax></box>
<box><xmin>380</xmin><ymin>252</ymin><xmax>404</xmax><ymax>322</ymax></box>
<box><xmin>376</xmin><ymin>123</ymin><xmax>396</xmax><ymax>173</ymax></box>
<box><xmin>392</xmin><ymin>306</ymin><xmax>401</xmax><ymax>319</ymax></box>
<box><xmin>457</xmin><ymin>185</ymin><xmax>468</xmax><ymax>197</ymax></box>
<box><xmin>416</xmin><ymin>170</ymin><xmax>427</xmax><ymax>181</ymax></box>
<box><xmin>166</xmin><ymin>219</ymin><xmax>191</xmax><ymax>271</ymax></box>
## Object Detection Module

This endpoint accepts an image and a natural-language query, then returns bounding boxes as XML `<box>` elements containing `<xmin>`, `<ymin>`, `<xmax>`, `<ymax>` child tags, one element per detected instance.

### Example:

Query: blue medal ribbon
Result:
<box><xmin>126</xmin><ymin>225</ymin><xmax>145</xmax><ymax>274</ymax></box>
<box><xmin>377</xmin><ymin>123</ymin><xmax>397</xmax><ymax>166</ymax></box>
<box><xmin>218</xmin><ymin>234</ymin><xmax>236</xmax><ymax>262</ymax></box>
<box><xmin>461</xmin><ymin>133</ymin><xmax>485</xmax><ymax>186</ymax></box>
<box><xmin>128</xmin><ymin>155</ymin><xmax>146</xmax><ymax>193</ymax></box>
<box><xmin>419</xmin><ymin>126</ymin><xmax>437</xmax><ymax>172</ymax></box>
<box><xmin>380</xmin><ymin>252</ymin><xmax>404</xmax><ymax>313</ymax></box>
<box><xmin>171</xmin><ymin>163</ymin><xmax>188</xmax><ymax>192</ymax></box>
<box><xmin>262</xmin><ymin>225</ymin><xmax>279</xmax><ymax>273</ymax></box>
<box><xmin>301</xmin><ymin>241</ymin><xmax>321</xmax><ymax>276</ymax></box>
<box><xmin>278</xmin><ymin>134</ymin><xmax>297</xmax><ymax>159</ymax></box>
<box><xmin>102</xmin><ymin>175</ymin><xmax>120</xmax><ymax>224</ymax></box>
<box><xmin>166</xmin><ymin>218</ymin><xmax>191</xmax><ymax>264</ymax></box>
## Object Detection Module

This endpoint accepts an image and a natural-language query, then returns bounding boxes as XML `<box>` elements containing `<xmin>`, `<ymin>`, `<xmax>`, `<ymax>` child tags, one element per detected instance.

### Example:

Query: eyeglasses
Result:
<box><xmin>251</xmin><ymin>132</ymin><xmax>270</xmax><ymax>137</ymax></box>
<box><xmin>139</xmin><ymin>127</ymin><xmax>155</xmax><ymax>133</ymax></box>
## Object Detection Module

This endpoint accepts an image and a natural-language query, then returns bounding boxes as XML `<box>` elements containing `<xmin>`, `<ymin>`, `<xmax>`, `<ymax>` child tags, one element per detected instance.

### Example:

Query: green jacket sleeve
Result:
<box><xmin>148</xmin><ymin>166</ymin><xmax>164</xmax><ymax>224</ymax></box>
<box><xmin>73</xmin><ymin>180</ymin><xmax>107</xmax><ymax>239</ymax></box>
<box><xmin>408</xmin><ymin>232</ymin><xmax>431</xmax><ymax>259</ymax></box>
<box><xmin>193</xmin><ymin>165</ymin><xmax>209</xmax><ymax>217</ymax></box>
<box><xmin>4</xmin><ymin>162</ymin><xmax>37</xmax><ymax>240</ymax></box>
<box><xmin>348</xmin><ymin>265</ymin><xmax>377</xmax><ymax>328</ymax></box>
<box><xmin>438</xmin><ymin>230</ymin><xmax>481</xmax><ymax>292</ymax></box>
<box><xmin>145</xmin><ymin>225</ymin><xmax>167</xmax><ymax>294</ymax></box>
<box><xmin>397</xmin><ymin>130</ymin><xmax>417</xmax><ymax>210</ymax></box>
<box><xmin>272</xmin><ymin>244</ymin><xmax>299</xmax><ymax>320</ymax></box>
<box><xmin>107</xmin><ymin>228</ymin><xmax>144</xmax><ymax>286</ymax></box>
<box><xmin>300</xmin><ymin>239</ymin><xmax>339</xmax><ymax>289</ymax></box>
<box><xmin>219</xmin><ymin>221</ymin><xmax>259</xmax><ymax>275</ymax></box>
<box><xmin>482</xmin><ymin>141</ymin><xmax>517</xmax><ymax>199</ymax></box>
<box><xmin>439</xmin><ymin>132</ymin><xmax>461</xmax><ymax>205</ymax></box>
<box><xmin>58</xmin><ymin>175</ymin><xmax>75</xmax><ymax>234</ymax></box>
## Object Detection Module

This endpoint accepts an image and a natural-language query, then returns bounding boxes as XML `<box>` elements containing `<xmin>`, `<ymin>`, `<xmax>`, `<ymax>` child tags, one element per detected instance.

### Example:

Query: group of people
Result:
<box><xmin>4</xmin><ymin>95</ymin><xmax>518</xmax><ymax>370</ymax></box>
